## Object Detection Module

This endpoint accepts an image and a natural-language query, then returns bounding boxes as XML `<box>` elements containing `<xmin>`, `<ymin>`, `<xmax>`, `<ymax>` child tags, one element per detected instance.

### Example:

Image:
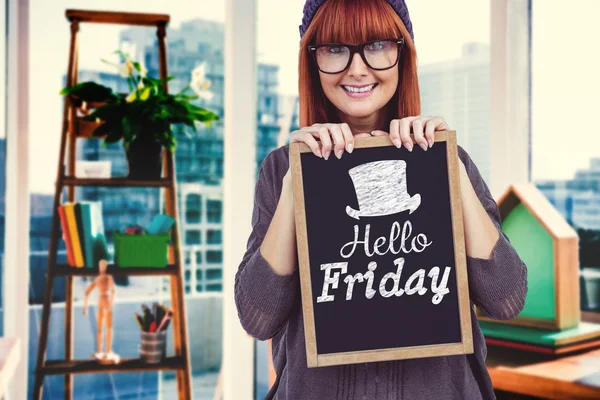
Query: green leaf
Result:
<box><xmin>132</xmin><ymin>61</ymin><xmax>142</xmax><ymax>73</ymax></box>
<box><xmin>60</xmin><ymin>81</ymin><xmax>120</xmax><ymax>103</ymax></box>
<box><xmin>104</xmin><ymin>128</ymin><xmax>123</xmax><ymax>144</ymax></box>
<box><xmin>90</xmin><ymin>122</ymin><xmax>113</xmax><ymax>138</ymax></box>
<box><xmin>139</xmin><ymin>87</ymin><xmax>151</xmax><ymax>101</ymax></box>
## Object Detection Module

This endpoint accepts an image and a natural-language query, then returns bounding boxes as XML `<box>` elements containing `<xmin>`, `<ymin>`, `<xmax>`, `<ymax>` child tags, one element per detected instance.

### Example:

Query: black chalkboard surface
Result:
<box><xmin>290</xmin><ymin>130</ymin><xmax>473</xmax><ymax>368</ymax></box>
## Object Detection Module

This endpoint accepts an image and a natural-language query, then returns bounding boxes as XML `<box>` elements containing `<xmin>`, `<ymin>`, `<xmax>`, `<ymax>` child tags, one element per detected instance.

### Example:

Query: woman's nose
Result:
<box><xmin>347</xmin><ymin>53</ymin><xmax>369</xmax><ymax>77</ymax></box>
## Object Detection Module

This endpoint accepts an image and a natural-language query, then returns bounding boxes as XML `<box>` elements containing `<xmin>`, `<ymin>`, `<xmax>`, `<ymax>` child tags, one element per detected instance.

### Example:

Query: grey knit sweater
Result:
<box><xmin>235</xmin><ymin>144</ymin><xmax>528</xmax><ymax>400</ymax></box>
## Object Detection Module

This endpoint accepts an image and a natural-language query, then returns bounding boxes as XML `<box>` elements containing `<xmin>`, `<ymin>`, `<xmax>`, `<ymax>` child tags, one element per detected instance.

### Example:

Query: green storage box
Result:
<box><xmin>114</xmin><ymin>232</ymin><xmax>170</xmax><ymax>267</ymax></box>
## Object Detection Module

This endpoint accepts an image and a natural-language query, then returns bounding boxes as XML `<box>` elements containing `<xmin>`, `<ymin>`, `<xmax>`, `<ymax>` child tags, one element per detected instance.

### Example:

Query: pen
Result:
<box><xmin>134</xmin><ymin>313</ymin><xmax>144</xmax><ymax>331</ymax></box>
<box><xmin>141</xmin><ymin>305</ymin><xmax>154</xmax><ymax>331</ymax></box>
<box><xmin>157</xmin><ymin>310</ymin><xmax>173</xmax><ymax>332</ymax></box>
<box><xmin>152</xmin><ymin>303</ymin><xmax>159</xmax><ymax>323</ymax></box>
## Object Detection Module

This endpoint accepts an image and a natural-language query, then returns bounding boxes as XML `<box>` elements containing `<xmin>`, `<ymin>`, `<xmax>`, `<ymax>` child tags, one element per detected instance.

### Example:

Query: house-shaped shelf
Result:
<box><xmin>476</xmin><ymin>183</ymin><xmax>580</xmax><ymax>330</ymax></box>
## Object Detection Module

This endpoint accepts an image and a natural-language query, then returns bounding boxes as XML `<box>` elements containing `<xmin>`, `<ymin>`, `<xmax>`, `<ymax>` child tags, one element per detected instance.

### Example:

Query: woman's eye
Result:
<box><xmin>328</xmin><ymin>46</ymin><xmax>344</xmax><ymax>54</ymax></box>
<box><xmin>366</xmin><ymin>41</ymin><xmax>385</xmax><ymax>51</ymax></box>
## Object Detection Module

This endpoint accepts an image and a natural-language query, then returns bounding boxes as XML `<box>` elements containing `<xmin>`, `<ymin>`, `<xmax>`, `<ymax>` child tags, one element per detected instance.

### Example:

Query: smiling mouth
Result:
<box><xmin>342</xmin><ymin>83</ymin><xmax>378</xmax><ymax>93</ymax></box>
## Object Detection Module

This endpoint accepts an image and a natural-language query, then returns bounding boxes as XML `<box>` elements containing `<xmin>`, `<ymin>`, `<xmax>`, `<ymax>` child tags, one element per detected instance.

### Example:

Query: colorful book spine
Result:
<box><xmin>57</xmin><ymin>205</ymin><xmax>76</xmax><ymax>267</ymax></box>
<box><xmin>76</xmin><ymin>202</ymin><xmax>93</xmax><ymax>267</ymax></box>
<box><xmin>74</xmin><ymin>203</ymin><xmax>88</xmax><ymax>267</ymax></box>
<box><xmin>63</xmin><ymin>203</ymin><xmax>84</xmax><ymax>268</ymax></box>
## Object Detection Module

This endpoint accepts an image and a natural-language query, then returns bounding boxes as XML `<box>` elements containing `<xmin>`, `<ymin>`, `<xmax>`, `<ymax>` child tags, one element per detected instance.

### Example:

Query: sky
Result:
<box><xmin>24</xmin><ymin>0</ymin><xmax>600</xmax><ymax>193</ymax></box>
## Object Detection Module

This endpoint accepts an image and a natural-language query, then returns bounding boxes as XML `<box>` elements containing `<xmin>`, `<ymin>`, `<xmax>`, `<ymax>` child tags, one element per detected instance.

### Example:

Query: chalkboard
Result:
<box><xmin>290</xmin><ymin>130</ymin><xmax>473</xmax><ymax>368</ymax></box>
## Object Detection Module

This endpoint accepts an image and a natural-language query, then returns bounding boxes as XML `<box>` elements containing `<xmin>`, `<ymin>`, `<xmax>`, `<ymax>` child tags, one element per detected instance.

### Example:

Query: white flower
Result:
<box><xmin>190</xmin><ymin>61</ymin><xmax>214</xmax><ymax>101</ymax></box>
<box><xmin>193</xmin><ymin>86</ymin><xmax>214</xmax><ymax>101</ymax></box>
<box><xmin>118</xmin><ymin>60</ymin><xmax>134</xmax><ymax>78</ymax></box>
<box><xmin>191</xmin><ymin>62</ymin><xmax>207</xmax><ymax>84</ymax></box>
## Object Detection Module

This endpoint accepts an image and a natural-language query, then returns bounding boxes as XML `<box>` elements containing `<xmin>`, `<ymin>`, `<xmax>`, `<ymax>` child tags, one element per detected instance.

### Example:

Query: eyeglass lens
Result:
<box><xmin>315</xmin><ymin>40</ymin><xmax>398</xmax><ymax>73</ymax></box>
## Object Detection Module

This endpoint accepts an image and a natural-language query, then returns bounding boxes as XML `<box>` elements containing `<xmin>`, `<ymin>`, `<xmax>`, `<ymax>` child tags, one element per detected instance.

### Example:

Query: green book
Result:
<box><xmin>74</xmin><ymin>203</ymin><xmax>88</xmax><ymax>267</ymax></box>
<box><xmin>76</xmin><ymin>201</ymin><xmax>109</xmax><ymax>268</ymax></box>
<box><xmin>480</xmin><ymin>320</ymin><xmax>600</xmax><ymax>347</ymax></box>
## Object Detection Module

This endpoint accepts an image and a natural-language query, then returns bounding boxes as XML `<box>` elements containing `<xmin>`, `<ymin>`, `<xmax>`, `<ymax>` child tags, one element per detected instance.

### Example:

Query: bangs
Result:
<box><xmin>313</xmin><ymin>0</ymin><xmax>402</xmax><ymax>45</ymax></box>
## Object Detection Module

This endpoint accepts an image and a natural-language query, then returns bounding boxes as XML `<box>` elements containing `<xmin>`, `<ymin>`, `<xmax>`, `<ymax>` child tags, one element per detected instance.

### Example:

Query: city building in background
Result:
<box><xmin>536</xmin><ymin>158</ymin><xmax>600</xmax><ymax>231</ymax></box>
<box><xmin>419</xmin><ymin>42</ymin><xmax>491</xmax><ymax>182</ymax></box>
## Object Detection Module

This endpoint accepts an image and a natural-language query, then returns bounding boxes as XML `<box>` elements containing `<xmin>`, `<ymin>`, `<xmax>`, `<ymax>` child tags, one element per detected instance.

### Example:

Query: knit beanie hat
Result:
<box><xmin>299</xmin><ymin>0</ymin><xmax>414</xmax><ymax>41</ymax></box>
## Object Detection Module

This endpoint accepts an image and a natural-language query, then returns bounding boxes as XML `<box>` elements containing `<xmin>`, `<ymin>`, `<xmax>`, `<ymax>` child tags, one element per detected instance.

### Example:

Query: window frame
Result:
<box><xmin>4</xmin><ymin>0</ymin><xmax>31</xmax><ymax>397</ymax></box>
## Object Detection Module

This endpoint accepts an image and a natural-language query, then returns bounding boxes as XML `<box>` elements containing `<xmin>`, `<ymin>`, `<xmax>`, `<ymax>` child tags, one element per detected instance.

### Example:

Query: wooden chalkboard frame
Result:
<box><xmin>290</xmin><ymin>130</ymin><xmax>473</xmax><ymax>367</ymax></box>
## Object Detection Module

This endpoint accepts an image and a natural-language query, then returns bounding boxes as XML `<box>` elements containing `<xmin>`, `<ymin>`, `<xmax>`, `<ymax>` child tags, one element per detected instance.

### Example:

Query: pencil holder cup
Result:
<box><xmin>140</xmin><ymin>331</ymin><xmax>167</xmax><ymax>364</ymax></box>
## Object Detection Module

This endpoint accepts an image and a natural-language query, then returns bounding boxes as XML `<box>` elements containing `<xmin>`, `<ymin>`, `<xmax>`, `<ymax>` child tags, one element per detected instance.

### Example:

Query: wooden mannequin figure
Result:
<box><xmin>83</xmin><ymin>259</ymin><xmax>120</xmax><ymax>364</ymax></box>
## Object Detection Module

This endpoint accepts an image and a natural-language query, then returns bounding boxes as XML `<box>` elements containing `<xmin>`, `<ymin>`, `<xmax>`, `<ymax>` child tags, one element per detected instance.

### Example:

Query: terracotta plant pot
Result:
<box><xmin>126</xmin><ymin>138</ymin><xmax>163</xmax><ymax>180</ymax></box>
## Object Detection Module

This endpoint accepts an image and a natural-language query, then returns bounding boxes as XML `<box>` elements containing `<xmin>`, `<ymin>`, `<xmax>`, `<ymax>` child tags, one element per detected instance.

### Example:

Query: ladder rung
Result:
<box><xmin>65</xmin><ymin>9</ymin><xmax>170</xmax><ymax>27</ymax></box>
<box><xmin>40</xmin><ymin>356</ymin><xmax>185</xmax><ymax>375</ymax></box>
<box><xmin>62</xmin><ymin>177</ymin><xmax>171</xmax><ymax>188</ymax></box>
<box><xmin>53</xmin><ymin>265</ymin><xmax>178</xmax><ymax>277</ymax></box>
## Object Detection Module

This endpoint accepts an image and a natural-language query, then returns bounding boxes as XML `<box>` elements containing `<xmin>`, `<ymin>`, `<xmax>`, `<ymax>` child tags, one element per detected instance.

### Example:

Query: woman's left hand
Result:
<box><xmin>372</xmin><ymin>116</ymin><xmax>450</xmax><ymax>152</ymax></box>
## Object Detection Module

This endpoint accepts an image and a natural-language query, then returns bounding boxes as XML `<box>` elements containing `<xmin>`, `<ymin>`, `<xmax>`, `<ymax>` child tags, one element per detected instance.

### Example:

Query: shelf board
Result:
<box><xmin>53</xmin><ymin>264</ymin><xmax>178</xmax><ymax>277</ymax></box>
<box><xmin>41</xmin><ymin>356</ymin><xmax>185</xmax><ymax>375</ymax></box>
<box><xmin>62</xmin><ymin>177</ymin><xmax>170</xmax><ymax>188</ymax></box>
<box><xmin>65</xmin><ymin>10</ymin><xmax>170</xmax><ymax>27</ymax></box>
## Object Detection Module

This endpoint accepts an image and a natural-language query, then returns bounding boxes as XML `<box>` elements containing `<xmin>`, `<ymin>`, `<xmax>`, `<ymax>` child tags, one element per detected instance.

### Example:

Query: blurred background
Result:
<box><xmin>1</xmin><ymin>0</ymin><xmax>599</xmax><ymax>399</ymax></box>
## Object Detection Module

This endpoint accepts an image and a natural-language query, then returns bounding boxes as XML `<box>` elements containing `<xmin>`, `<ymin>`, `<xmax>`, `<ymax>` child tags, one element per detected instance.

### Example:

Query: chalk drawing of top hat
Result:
<box><xmin>346</xmin><ymin>160</ymin><xmax>421</xmax><ymax>220</ymax></box>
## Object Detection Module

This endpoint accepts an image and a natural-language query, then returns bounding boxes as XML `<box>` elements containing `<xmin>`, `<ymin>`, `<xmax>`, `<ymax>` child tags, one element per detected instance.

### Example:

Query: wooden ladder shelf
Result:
<box><xmin>32</xmin><ymin>9</ymin><xmax>192</xmax><ymax>400</ymax></box>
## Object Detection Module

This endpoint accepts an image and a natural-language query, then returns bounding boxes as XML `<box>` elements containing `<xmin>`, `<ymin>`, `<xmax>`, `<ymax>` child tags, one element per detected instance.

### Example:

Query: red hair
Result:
<box><xmin>298</xmin><ymin>0</ymin><xmax>420</xmax><ymax>128</ymax></box>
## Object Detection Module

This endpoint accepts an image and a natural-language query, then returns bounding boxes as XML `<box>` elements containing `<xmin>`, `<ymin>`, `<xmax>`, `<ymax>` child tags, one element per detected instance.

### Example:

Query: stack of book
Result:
<box><xmin>480</xmin><ymin>320</ymin><xmax>600</xmax><ymax>355</ymax></box>
<box><xmin>57</xmin><ymin>201</ymin><xmax>109</xmax><ymax>268</ymax></box>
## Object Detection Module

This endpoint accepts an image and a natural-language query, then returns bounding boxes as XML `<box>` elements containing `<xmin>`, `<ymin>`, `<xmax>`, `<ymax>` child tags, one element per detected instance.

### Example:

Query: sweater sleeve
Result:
<box><xmin>458</xmin><ymin>146</ymin><xmax>528</xmax><ymax>321</ymax></box>
<box><xmin>234</xmin><ymin>155</ymin><xmax>300</xmax><ymax>341</ymax></box>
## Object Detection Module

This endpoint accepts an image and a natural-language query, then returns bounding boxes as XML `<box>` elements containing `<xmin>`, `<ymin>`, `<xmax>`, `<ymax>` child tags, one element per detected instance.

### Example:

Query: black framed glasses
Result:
<box><xmin>309</xmin><ymin>38</ymin><xmax>404</xmax><ymax>74</ymax></box>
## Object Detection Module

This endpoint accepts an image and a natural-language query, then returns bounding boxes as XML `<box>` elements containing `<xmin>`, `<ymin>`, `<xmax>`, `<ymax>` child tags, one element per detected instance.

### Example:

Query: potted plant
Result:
<box><xmin>60</xmin><ymin>50</ymin><xmax>219</xmax><ymax>180</ymax></box>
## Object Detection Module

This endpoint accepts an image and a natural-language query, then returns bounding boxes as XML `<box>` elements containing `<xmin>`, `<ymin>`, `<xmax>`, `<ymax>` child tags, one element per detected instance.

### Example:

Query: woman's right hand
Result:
<box><xmin>285</xmin><ymin>123</ymin><xmax>374</xmax><ymax>180</ymax></box>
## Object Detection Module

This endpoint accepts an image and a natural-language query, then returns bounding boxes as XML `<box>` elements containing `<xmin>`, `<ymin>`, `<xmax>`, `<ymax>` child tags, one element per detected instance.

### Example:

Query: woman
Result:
<box><xmin>235</xmin><ymin>0</ymin><xmax>528</xmax><ymax>398</ymax></box>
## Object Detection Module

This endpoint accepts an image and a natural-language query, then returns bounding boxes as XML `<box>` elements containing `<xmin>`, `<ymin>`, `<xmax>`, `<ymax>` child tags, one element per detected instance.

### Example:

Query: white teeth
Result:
<box><xmin>343</xmin><ymin>84</ymin><xmax>376</xmax><ymax>93</ymax></box>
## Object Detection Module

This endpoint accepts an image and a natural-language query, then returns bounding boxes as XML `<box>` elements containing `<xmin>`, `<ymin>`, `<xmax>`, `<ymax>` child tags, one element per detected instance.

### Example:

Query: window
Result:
<box><xmin>186</xmin><ymin>230</ymin><xmax>202</xmax><ymax>245</ymax></box>
<box><xmin>206</xmin><ymin>250</ymin><xmax>222</xmax><ymax>264</ymax></box>
<box><xmin>206</xmin><ymin>269</ymin><xmax>222</xmax><ymax>280</ymax></box>
<box><xmin>185</xmin><ymin>193</ymin><xmax>202</xmax><ymax>224</ymax></box>
<box><xmin>531</xmin><ymin>0</ymin><xmax>600</xmax><ymax>317</ymax></box>
<box><xmin>206</xmin><ymin>229</ymin><xmax>222</xmax><ymax>244</ymax></box>
<box><xmin>206</xmin><ymin>199</ymin><xmax>222</xmax><ymax>223</ymax></box>
<box><xmin>206</xmin><ymin>283</ymin><xmax>222</xmax><ymax>292</ymax></box>
<box><xmin>28</xmin><ymin>0</ymin><xmax>227</xmax><ymax>398</ymax></box>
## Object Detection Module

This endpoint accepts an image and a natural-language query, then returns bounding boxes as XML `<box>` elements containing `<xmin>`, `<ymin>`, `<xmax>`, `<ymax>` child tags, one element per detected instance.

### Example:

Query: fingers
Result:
<box><xmin>389</xmin><ymin>119</ymin><xmax>402</xmax><ymax>148</ymax></box>
<box><xmin>412</xmin><ymin>118</ymin><xmax>428</xmax><ymax>151</ymax></box>
<box><xmin>424</xmin><ymin>119</ymin><xmax>436</xmax><ymax>148</ymax></box>
<box><xmin>390</xmin><ymin>116</ymin><xmax>446</xmax><ymax>151</ymax></box>
<box><xmin>291</xmin><ymin>117</ymin><xmax>448</xmax><ymax>159</ymax></box>
<box><xmin>326</xmin><ymin>124</ymin><xmax>346</xmax><ymax>159</ymax></box>
<box><xmin>291</xmin><ymin>123</ymin><xmax>356</xmax><ymax>160</ymax></box>
<box><xmin>291</xmin><ymin>129</ymin><xmax>322</xmax><ymax>158</ymax></box>
<box><xmin>398</xmin><ymin>118</ymin><xmax>413</xmax><ymax>152</ymax></box>
<box><xmin>317</xmin><ymin>126</ymin><xmax>333</xmax><ymax>160</ymax></box>
<box><xmin>340</xmin><ymin>123</ymin><xmax>354</xmax><ymax>153</ymax></box>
